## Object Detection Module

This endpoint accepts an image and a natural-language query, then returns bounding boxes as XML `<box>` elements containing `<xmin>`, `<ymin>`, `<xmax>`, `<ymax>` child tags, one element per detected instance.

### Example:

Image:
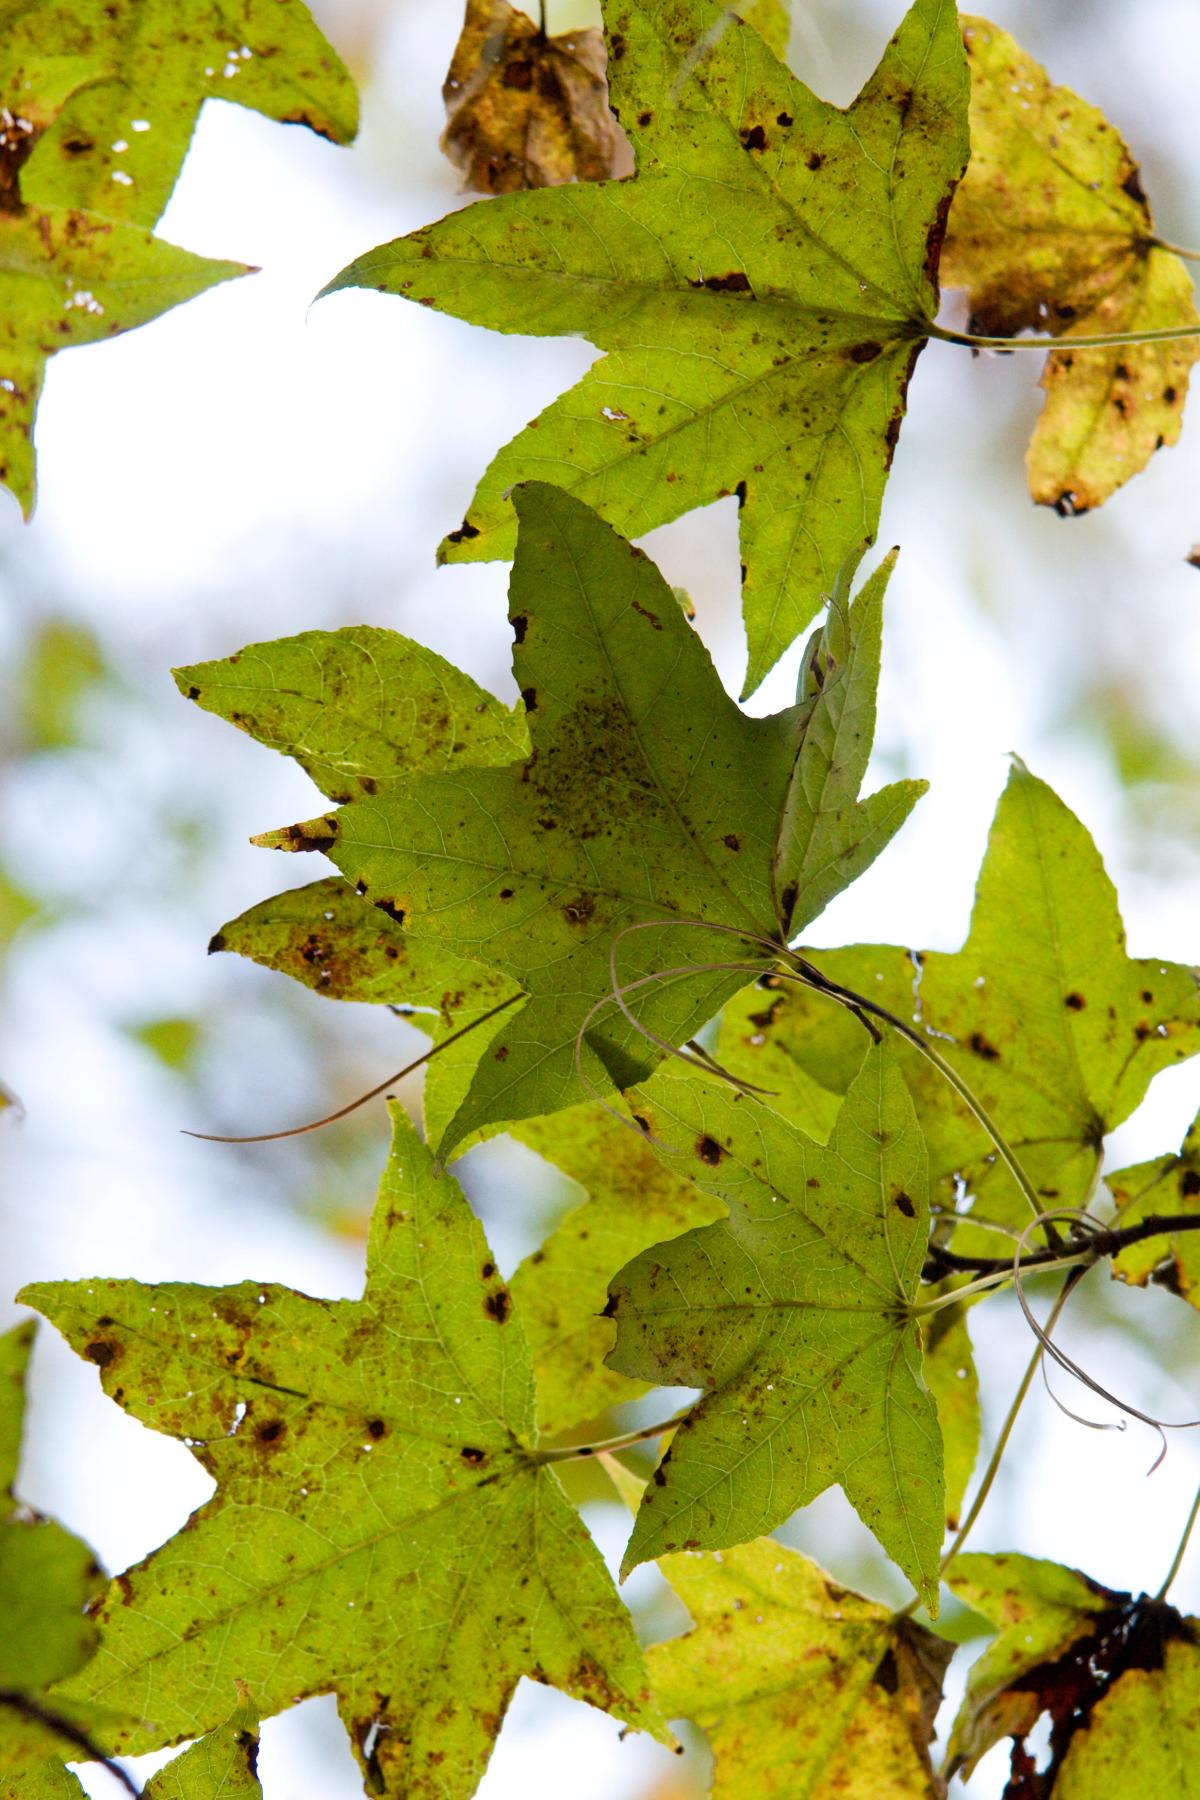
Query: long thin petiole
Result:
<box><xmin>912</xmin><ymin>1253</ymin><xmax>1087</xmax><ymax>1315</ymax></box>
<box><xmin>534</xmin><ymin>1408</ymin><xmax>690</xmax><ymax>1464</ymax></box>
<box><xmin>928</xmin><ymin>319</ymin><xmax>1200</xmax><ymax>353</ymax></box>
<box><xmin>184</xmin><ymin>992</ymin><xmax>521</xmax><ymax>1144</ymax></box>
<box><xmin>1152</xmin><ymin>236</ymin><xmax>1200</xmax><ymax>264</ymax></box>
<box><xmin>1155</xmin><ymin>1481</ymin><xmax>1200</xmax><ymax>1601</ymax></box>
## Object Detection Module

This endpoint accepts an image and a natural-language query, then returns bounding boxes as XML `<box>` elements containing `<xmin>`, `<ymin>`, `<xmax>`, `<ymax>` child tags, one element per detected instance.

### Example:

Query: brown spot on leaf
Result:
<box><xmin>84</xmin><ymin>1341</ymin><xmax>117</xmax><ymax>1367</ymax></box>
<box><xmin>893</xmin><ymin>1190</ymin><xmax>916</xmax><ymax>1218</ymax></box>
<box><xmin>512</xmin><ymin>612</ymin><xmax>528</xmax><ymax>643</ymax></box>
<box><xmin>723</xmin><ymin>833</ymin><xmax>741</xmax><ymax>851</ymax></box>
<box><xmin>631</xmin><ymin>599</ymin><xmax>663</xmax><ymax>627</ymax></box>
<box><xmin>521</xmin><ymin>686</ymin><xmax>538</xmax><ymax>712</ymax></box>
<box><xmin>562</xmin><ymin>893</ymin><xmax>595</xmax><ymax>926</ymax></box>
<box><xmin>484</xmin><ymin>1289</ymin><xmax>512</xmax><ymax>1323</ymax></box>
<box><xmin>461</xmin><ymin>1445</ymin><xmax>487</xmax><ymax>1465</ymax></box>
<box><xmin>968</xmin><ymin>1032</ymin><xmax>1000</xmax><ymax>1060</ymax></box>
<box><xmin>1064</xmin><ymin>992</ymin><xmax>1086</xmax><ymax>1010</ymax></box>
<box><xmin>256</xmin><ymin>1419</ymin><xmax>285</xmax><ymax>1445</ymax></box>
<box><xmin>849</xmin><ymin>341</ymin><xmax>882</xmax><ymax>364</ymax></box>
<box><xmin>367</xmin><ymin>1418</ymin><xmax>387</xmax><ymax>1439</ymax></box>
<box><xmin>696</xmin><ymin>1135</ymin><xmax>724</xmax><ymax>1166</ymax></box>
<box><xmin>1181</xmin><ymin>1170</ymin><xmax>1200</xmax><ymax>1198</ymax></box>
<box><xmin>447</xmin><ymin>519</ymin><xmax>481</xmax><ymax>544</ymax></box>
<box><xmin>375</xmin><ymin>899</ymin><xmax>406</xmax><ymax>926</ymax></box>
<box><xmin>739</xmin><ymin>123</ymin><xmax>768</xmax><ymax>151</ymax></box>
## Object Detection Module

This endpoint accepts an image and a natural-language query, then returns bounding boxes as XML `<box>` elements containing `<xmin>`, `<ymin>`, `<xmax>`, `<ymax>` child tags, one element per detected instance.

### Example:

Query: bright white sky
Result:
<box><xmin>4</xmin><ymin>1</ymin><xmax>1200</xmax><ymax>1795</ymax></box>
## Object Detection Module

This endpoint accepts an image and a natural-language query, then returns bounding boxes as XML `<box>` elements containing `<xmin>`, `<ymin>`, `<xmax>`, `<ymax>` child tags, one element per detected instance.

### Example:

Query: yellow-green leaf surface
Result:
<box><xmin>6</xmin><ymin>0</ymin><xmax>357</xmax><ymax>228</ymax></box>
<box><xmin>323</xmin><ymin>0</ymin><xmax>969</xmax><ymax>694</ymax></box>
<box><xmin>920</xmin><ymin>1299</ymin><xmax>978</xmax><ymax>1533</ymax></box>
<box><xmin>11</xmin><ymin>1709</ymin><xmax>263</xmax><ymax>1800</ymax></box>
<box><xmin>941</xmin><ymin>16</ymin><xmax>1200</xmax><ymax>514</ymax></box>
<box><xmin>720</xmin><ymin>763</ymin><xmax>1200</xmax><ymax>1235</ymax></box>
<box><xmin>21</xmin><ymin>1107</ymin><xmax>668</xmax><ymax>1796</ymax></box>
<box><xmin>607</xmin><ymin>1044</ymin><xmax>944</xmax><ymax>1607</ymax></box>
<box><xmin>1109</xmin><ymin>1108</ymin><xmax>1200</xmax><ymax>1305</ymax></box>
<box><xmin>0</xmin><ymin>1321</ymin><xmax>108</xmax><ymax>1773</ymax></box>
<box><xmin>257</xmin><ymin>485</ymin><xmax>922</xmax><ymax>1156</ymax></box>
<box><xmin>0</xmin><ymin>65</ymin><xmax>247</xmax><ymax>516</ymax></box>
<box><xmin>1052</xmin><ymin>1635</ymin><xmax>1200</xmax><ymax>1799</ymax></box>
<box><xmin>650</xmin><ymin>1536</ymin><xmax>952</xmax><ymax>1798</ymax></box>
<box><xmin>943</xmin><ymin>1551</ymin><xmax>1118</xmax><ymax>1776</ymax></box>
<box><xmin>509</xmin><ymin>1103</ymin><xmax>723</xmax><ymax>1436</ymax></box>
<box><xmin>175</xmin><ymin>626</ymin><xmax>528</xmax><ymax>805</ymax></box>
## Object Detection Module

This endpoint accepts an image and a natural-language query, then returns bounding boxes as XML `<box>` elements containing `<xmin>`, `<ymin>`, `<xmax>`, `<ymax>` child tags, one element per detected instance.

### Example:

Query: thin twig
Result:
<box><xmin>928</xmin><ymin>319</ymin><xmax>1200</xmax><ymax>352</ymax></box>
<box><xmin>0</xmin><ymin>1692</ymin><xmax>141</xmax><ymax>1795</ymax></box>
<box><xmin>1155</xmin><ymin>1481</ymin><xmax>1200</xmax><ymax>1601</ymax></box>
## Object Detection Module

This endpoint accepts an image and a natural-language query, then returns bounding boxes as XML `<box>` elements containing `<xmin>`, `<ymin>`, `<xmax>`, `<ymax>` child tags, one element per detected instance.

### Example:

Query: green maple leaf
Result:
<box><xmin>12</xmin><ymin>1705</ymin><xmax>263</xmax><ymax>1799</ymax></box>
<box><xmin>6</xmin><ymin>0</ymin><xmax>357</xmax><ymax>229</ymax></box>
<box><xmin>255</xmin><ymin>483</ymin><xmax>923</xmax><ymax>1156</ymax></box>
<box><xmin>322</xmin><ymin>0</ymin><xmax>969</xmax><ymax>694</ymax></box>
<box><xmin>0</xmin><ymin>63</ymin><xmax>247</xmax><ymax>517</ymax></box>
<box><xmin>1108</xmin><ymin>1109</ymin><xmax>1200</xmax><ymax>1306</ymax></box>
<box><xmin>606</xmin><ymin>1043</ymin><xmax>945</xmax><ymax>1608</ymax></box>
<box><xmin>719</xmin><ymin>762</ymin><xmax>1200</xmax><ymax>1234</ymax></box>
<box><xmin>0</xmin><ymin>1322</ymin><xmax>111</xmax><ymax>1775</ymax></box>
<box><xmin>21</xmin><ymin>1106</ymin><xmax>668</xmax><ymax>1797</ymax></box>
<box><xmin>649</xmin><ymin>1535</ymin><xmax>952</xmax><ymax>1798</ymax></box>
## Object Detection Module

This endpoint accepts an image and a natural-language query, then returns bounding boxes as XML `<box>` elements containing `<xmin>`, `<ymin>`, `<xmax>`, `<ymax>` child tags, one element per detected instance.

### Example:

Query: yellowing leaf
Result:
<box><xmin>1108</xmin><ymin>1108</ymin><xmax>1200</xmax><ymax>1305</ymax></box>
<box><xmin>0</xmin><ymin>64</ymin><xmax>247</xmax><ymax>517</ymax></box>
<box><xmin>21</xmin><ymin>1107</ymin><xmax>668</xmax><ymax>1796</ymax></box>
<box><xmin>509</xmin><ymin>1102</ymin><xmax>723</xmax><ymax>1436</ymax></box>
<box><xmin>719</xmin><ymin>762</ymin><xmax>1200</xmax><ymax>1234</ymax></box>
<box><xmin>175</xmin><ymin>625</ymin><xmax>528</xmax><ymax>804</ymax></box>
<box><xmin>945</xmin><ymin>1554</ymin><xmax>1200</xmax><ymax>1792</ymax></box>
<box><xmin>941</xmin><ymin>16</ymin><xmax>1200</xmax><ymax>515</ymax></box>
<box><xmin>921</xmin><ymin>1299</ymin><xmax>978</xmax><ymax>1534</ymax></box>
<box><xmin>607</xmin><ymin>1044</ymin><xmax>945</xmax><ymax>1608</ymax></box>
<box><xmin>9</xmin><ymin>0</ymin><xmax>357</xmax><ymax>229</ymax></box>
<box><xmin>650</xmin><ymin>1536</ymin><xmax>952</xmax><ymax>1798</ymax></box>
<box><xmin>323</xmin><ymin>0</ymin><xmax>969</xmax><ymax>694</ymax></box>
<box><xmin>441</xmin><ymin>0</ymin><xmax>634</xmax><ymax>194</ymax></box>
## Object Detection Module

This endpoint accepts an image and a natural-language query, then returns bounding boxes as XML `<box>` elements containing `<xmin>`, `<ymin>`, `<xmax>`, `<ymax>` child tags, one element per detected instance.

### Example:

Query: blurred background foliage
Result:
<box><xmin>2</xmin><ymin>0</ymin><xmax>1200</xmax><ymax>1794</ymax></box>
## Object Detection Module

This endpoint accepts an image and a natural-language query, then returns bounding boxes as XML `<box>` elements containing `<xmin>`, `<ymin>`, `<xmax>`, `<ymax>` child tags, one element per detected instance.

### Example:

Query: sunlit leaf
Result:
<box><xmin>1108</xmin><ymin>1108</ymin><xmax>1200</xmax><ymax>1307</ymax></box>
<box><xmin>607</xmin><ymin>1044</ymin><xmax>944</xmax><ymax>1607</ymax></box>
<box><xmin>719</xmin><ymin>762</ymin><xmax>1200</xmax><ymax>1236</ymax></box>
<box><xmin>323</xmin><ymin>0</ymin><xmax>968</xmax><ymax>694</ymax></box>
<box><xmin>256</xmin><ymin>485</ymin><xmax>921</xmax><ymax>1155</ymax></box>
<box><xmin>22</xmin><ymin>1107</ymin><xmax>668</xmax><ymax>1795</ymax></box>
<box><xmin>10</xmin><ymin>0</ymin><xmax>357</xmax><ymax>228</ymax></box>
<box><xmin>650</xmin><ymin>1535</ymin><xmax>952</xmax><ymax>1797</ymax></box>
<box><xmin>941</xmin><ymin>15</ymin><xmax>1199</xmax><ymax>514</ymax></box>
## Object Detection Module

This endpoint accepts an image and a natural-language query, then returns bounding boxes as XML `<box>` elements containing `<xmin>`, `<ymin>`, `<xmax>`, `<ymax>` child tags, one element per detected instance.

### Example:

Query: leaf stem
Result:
<box><xmin>781</xmin><ymin>956</ymin><xmax>1055</xmax><ymax>1239</ymax></box>
<box><xmin>1152</xmin><ymin>236</ymin><xmax>1200</xmax><ymax>265</ymax></box>
<box><xmin>924</xmin><ymin>1209</ymin><xmax>1200</xmax><ymax>1281</ymax></box>
<box><xmin>534</xmin><ymin>1408</ymin><xmax>690</xmax><ymax>1464</ymax></box>
<box><xmin>0</xmin><ymin>1692</ymin><xmax>141</xmax><ymax>1795</ymax></box>
<box><xmin>912</xmin><ymin>1253</ymin><xmax>1087</xmax><ymax>1315</ymax></box>
<box><xmin>1155</xmin><ymin>1481</ymin><xmax>1200</xmax><ymax>1601</ymax></box>
<box><xmin>927</xmin><ymin>320</ymin><xmax>1200</xmax><ymax>353</ymax></box>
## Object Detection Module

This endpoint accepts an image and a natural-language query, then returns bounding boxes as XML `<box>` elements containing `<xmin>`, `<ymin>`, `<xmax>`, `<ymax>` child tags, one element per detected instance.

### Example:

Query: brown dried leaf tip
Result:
<box><xmin>441</xmin><ymin>0</ymin><xmax>634</xmax><ymax>195</ymax></box>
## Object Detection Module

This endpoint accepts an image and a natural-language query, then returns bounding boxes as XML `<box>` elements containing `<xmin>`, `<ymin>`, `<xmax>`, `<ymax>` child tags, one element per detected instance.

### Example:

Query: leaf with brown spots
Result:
<box><xmin>322</xmin><ymin>0</ymin><xmax>969</xmax><ymax>695</ymax></box>
<box><xmin>0</xmin><ymin>1322</ymin><xmax>113</xmax><ymax>1777</ymax></box>
<box><xmin>0</xmin><ymin>60</ymin><xmax>248</xmax><ymax>517</ymax></box>
<box><xmin>20</xmin><ymin>1108</ymin><xmax>669</xmax><ymax>1797</ymax></box>
<box><xmin>7</xmin><ymin>0</ymin><xmax>357</xmax><ymax>230</ymax></box>
<box><xmin>508</xmin><ymin>1101</ymin><xmax>724</xmax><ymax>1436</ymax></box>
<box><xmin>256</xmin><ymin>485</ymin><xmax>922</xmax><ymax>1157</ymax></box>
<box><xmin>607</xmin><ymin>1043</ymin><xmax>946</xmax><ymax>1608</ymax></box>
<box><xmin>649</xmin><ymin>1535</ymin><xmax>952</xmax><ymax>1799</ymax></box>
<box><xmin>944</xmin><ymin>1552</ymin><xmax>1200</xmax><ymax>1793</ymax></box>
<box><xmin>719</xmin><ymin>761</ymin><xmax>1200</xmax><ymax>1239</ymax></box>
<box><xmin>941</xmin><ymin>16</ymin><xmax>1200</xmax><ymax>515</ymax></box>
<box><xmin>440</xmin><ymin>0</ymin><xmax>634</xmax><ymax>194</ymax></box>
<box><xmin>1108</xmin><ymin>1108</ymin><xmax>1200</xmax><ymax>1308</ymax></box>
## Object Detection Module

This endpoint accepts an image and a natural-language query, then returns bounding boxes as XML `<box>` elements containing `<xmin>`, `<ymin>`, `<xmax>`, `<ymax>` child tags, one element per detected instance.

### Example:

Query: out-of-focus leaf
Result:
<box><xmin>607</xmin><ymin>1044</ymin><xmax>944</xmax><ymax>1608</ymax></box>
<box><xmin>945</xmin><ymin>1553</ymin><xmax>1199</xmax><ymax>1792</ymax></box>
<box><xmin>719</xmin><ymin>763</ymin><xmax>1200</xmax><ymax>1236</ymax></box>
<box><xmin>650</xmin><ymin>1535</ymin><xmax>952</xmax><ymax>1797</ymax></box>
<box><xmin>509</xmin><ymin>1102</ymin><xmax>722</xmax><ymax>1436</ymax></box>
<box><xmin>0</xmin><ymin>1322</ymin><xmax>109</xmax><ymax>1774</ymax></box>
<box><xmin>11</xmin><ymin>619</ymin><xmax>107</xmax><ymax>751</ymax></box>
<box><xmin>257</xmin><ymin>486</ymin><xmax>921</xmax><ymax>1156</ymax></box>
<box><xmin>175</xmin><ymin>627</ymin><xmax>527</xmax><ymax>804</ymax></box>
<box><xmin>941</xmin><ymin>16</ymin><xmax>1199</xmax><ymax>515</ymax></box>
<box><xmin>23</xmin><ymin>1107</ymin><xmax>669</xmax><ymax>1795</ymax></box>
<box><xmin>441</xmin><ymin>0</ymin><xmax>634</xmax><ymax>193</ymax></box>
<box><xmin>1108</xmin><ymin>1108</ymin><xmax>1200</xmax><ymax>1306</ymax></box>
<box><xmin>324</xmin><ymin>0</ymin><xmax>969</xmax><ymax>694</ymax></box>
<box><xmin>8</xmin><ymin>0</ymin><xmax>357</xmax><ymax>228</ymax></box>
<box><xmin>921</xmin><ymin>1299</ymin><xmax>978</xmax><ymax>1534</ymax></box>
<box><xmin>126</xmin><ymin>1015</ymin><xmax>201</xmax><ymax>1073</ymax></box>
